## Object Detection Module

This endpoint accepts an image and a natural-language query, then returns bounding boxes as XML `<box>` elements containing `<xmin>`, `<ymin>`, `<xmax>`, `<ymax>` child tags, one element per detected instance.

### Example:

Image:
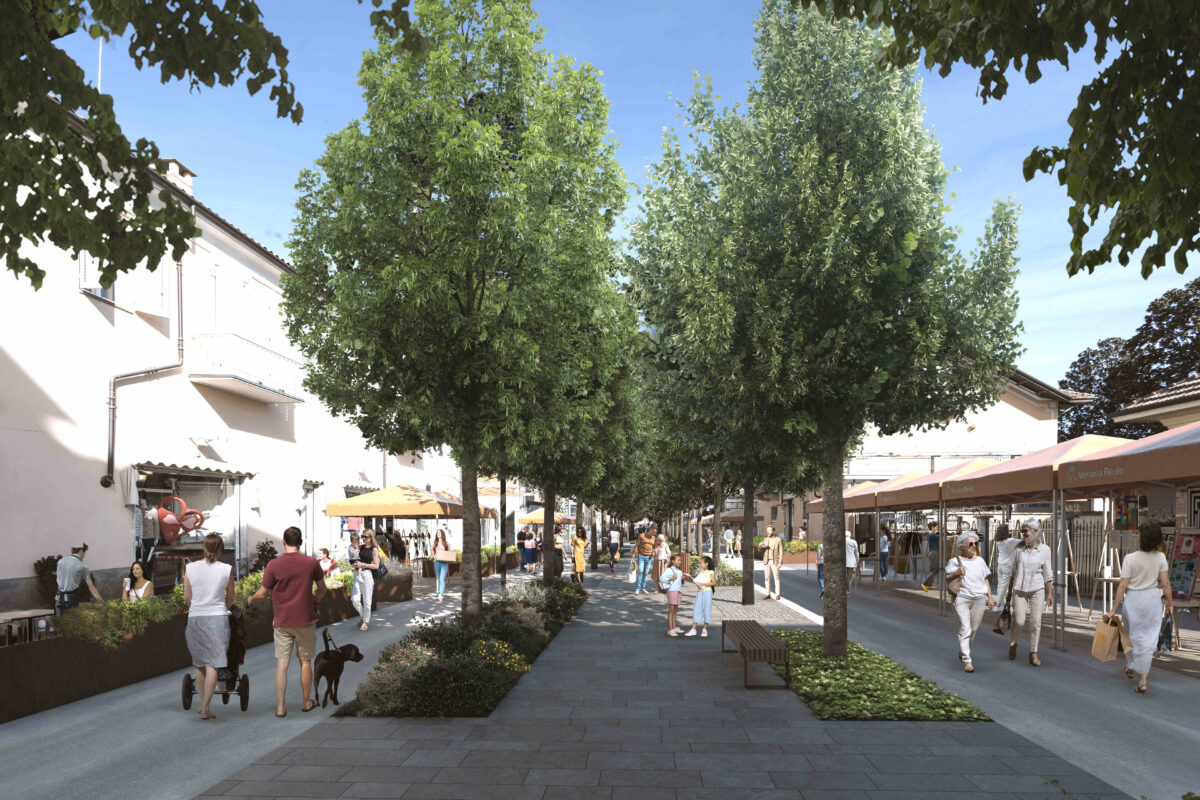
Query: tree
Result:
<box><xmin>282</xmin><ymin>0</ymin><xmax>625</xmax><ymax>625</ymax></box>
<box><xmin>1059</xmin><ymin>276</ymin><xmax>1200</xmax><ymax>439</ymax></box>
<box><xmin>735</xmin><ymin>3</ymin><xmax>1021</xmax><ymax>656</ymax></box>
<box><xmin>3</xmin><ymin>0</ymin><xmax>417</xmax><ymax>290</ymax></box>
<box><xmin>801</xmin><ymin>0</ymin><xmax>1200</xmax><ymax>278</ymax></box>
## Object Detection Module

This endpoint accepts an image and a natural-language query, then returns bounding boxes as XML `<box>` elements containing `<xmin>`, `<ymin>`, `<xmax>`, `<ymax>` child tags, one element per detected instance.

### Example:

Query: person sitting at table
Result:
<box><xmin>123</xmin><ymin>560</ymin><xmax>154</xmax><ymax>602</ymax></box>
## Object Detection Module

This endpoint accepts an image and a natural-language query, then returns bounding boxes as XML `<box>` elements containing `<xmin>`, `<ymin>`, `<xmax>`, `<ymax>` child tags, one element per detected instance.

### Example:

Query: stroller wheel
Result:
<box><xmin>182</xmin><ymin>673</ymin><xmax>194</xmax><ymax>710</ymax></box>
<box><xmin>238</xmin><ymin>675</ymin><xmax>249</xmax><ymax>712</ymax></box>
<box><xmin>221</xmin><ymin>691</ymin><xmax>230</xmax><ymax>705</ymax></box>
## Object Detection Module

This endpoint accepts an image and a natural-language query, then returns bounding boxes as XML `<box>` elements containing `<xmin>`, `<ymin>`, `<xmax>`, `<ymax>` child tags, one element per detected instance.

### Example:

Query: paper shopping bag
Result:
<box><xmin>1092</xmin><ymin>615</ymin><xmax>1126</xmax><ymax>662</ymax></box>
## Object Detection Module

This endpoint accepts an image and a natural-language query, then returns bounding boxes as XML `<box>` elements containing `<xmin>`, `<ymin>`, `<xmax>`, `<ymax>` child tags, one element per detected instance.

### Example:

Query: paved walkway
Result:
<box><xmin>194</xmin><ymin>569</ymin><xmax>1131</xmax><ymax>800</ymax></box>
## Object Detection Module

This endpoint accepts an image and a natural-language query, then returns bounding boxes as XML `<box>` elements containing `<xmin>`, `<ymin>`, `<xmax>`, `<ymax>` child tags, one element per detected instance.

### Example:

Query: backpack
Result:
<box><xmin>658</xmin><ymin>566</ymin><xmax>679</xmax><ymax>592</ymax></box>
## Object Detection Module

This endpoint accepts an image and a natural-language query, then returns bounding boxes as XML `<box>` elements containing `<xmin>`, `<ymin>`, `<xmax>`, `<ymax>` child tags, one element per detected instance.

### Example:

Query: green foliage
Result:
<box><xmin>33</xmin><ymin>555</ymin><xmax>62</xmax><ymax>607</ymax></box>
<box><xmin>771</xmin><ymin>630</ymin><xmax>988</xmax><ymax>721</ymax></box>
<box><xmin>1059</xmin><ymin>277</ymin><xmax>1200</xmax><ymax>440</ymax></box>
<box><xmin>57</xmin><ymin>596</ymin><xmax>179</xmax><ymax>650</ymax></box>
<box><xmin>251</xmin><ymin>541</ymin><xmax>277</xmax><ymax>574</ymax></box>
<box><xmin>803</xmin><ymin>0</ymin><xmax>1200</xmax><ymax>277</ymax></box>
<box><xmin>356</xmin><ymin>580</ymin><xmax>585</xmax><ymax>716</ymax></box>
<box><xmin>688</xmin><ymin>556</ymin><xmax>741</xmax><ymax>587</ymax></box>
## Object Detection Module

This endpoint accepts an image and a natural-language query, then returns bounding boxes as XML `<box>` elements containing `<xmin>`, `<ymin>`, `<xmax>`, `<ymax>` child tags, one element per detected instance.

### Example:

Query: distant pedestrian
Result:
<box><xmin>993</xmin><ymin>523</ymin><xmax>1019</xmax><ymax>601</ymax></box>
<box><xmin>1007</xmin><ymin>518</ymin><xmax>1054</xmax><ymax>667</ymax></box>
<box><xmin>947</xmin><ymin>531</ymin><xmax>993</xmax><ymax>673</ymax></box>
<box><xmin>247</xmin><ymin>526</ymin><xmax>326</xmax><ymax>716</ymax></box>
<box><xmin>920</xmin><ymin>521</ymin><xmax>942</xmax><ymax>591</ymax></box>
<box><xmin>816</xmin><ymin>541</ymin><xmax>825</xmax><ymax>597</ymax></box>
<box><xmin>634</xmin><ymin>524</ymin><xmax>657</xmax><ymax>594</ymax></box>
<box><xmin>878</xmin><ymin>523</ymin><xmax>891</xmax><ymax>580</ymax></box>
<box><xmin>733</xmin><ymin>530</ymin><xmax>742</xmax><ymax>557</ymax></box>
<box><xmin>517</xmin><ymin>527</ymin><xmax>529</xmax><ymax>571</ymax></box>
<box><xmin>523</xmin><ymin>528</ymin><xmax>537</xmax><ymax>573</ymax></box>
<box><xmin>684</xmin><ymin>556</ymin><xmax>715</xmax><ymax>638</ymax></box>
<box><xmin>1106</xmin><ymin>521</ymin><xmax>1172</xmax><ymax>695</ymax></box>
<box><xmin>318</xmin><ymin>548</ymin><xmax>338</xmax><ymax>577</ymax></box>
<box><xmin>652</xmin><ymin>533</ymin><xmax>670</xmax><ymax>589</ymax></box>
<box><xmin>432</xmin><ymin>528</ymin><xmax>453</xmax><ymax>601</ymax></box>
<box><xmin>723</xmin><ymin>526</ymin><xmax>734</xmax><ymax>557</ymax></box>
<box><xmin>184</xmin><ymin>534</ymin><xmax>234</xmax><ymax>720</ymax></box>
<box><xmin>353</xmin><ymin>531</ymin><xmax>381</xmax><ymax>629</ymax></box>
<box><xmin>123</xmin><ymin>560</ymin><xmax>154</xmax><ymax>602</ymax></box>
<box><xmin>845</xmin><ymin>530</ymin><xmax>859</xmax><ymax>595</ymax></box>
<box><xmin>761</xmin><ymin>525</ymin><xmax>783</xmax><ymax>600</ymax></box>
<box><xmin>660</xmin><ymin>553</ymin><xmax>690</xmax><ymax>636</ymax></box>
<box><xmin>54</xmin><ymin>543</ymin><xmax>102</xmax><ymax>614</ymax></box>
<box><xmin>572</xmin><ymin>528</ymin><xmax>588</xmax><ymax>585</ymax></box>
<box><xmin>608</xmin><ymin>528</ymin><xmax>621</xmax><ymax>573</ymax></box>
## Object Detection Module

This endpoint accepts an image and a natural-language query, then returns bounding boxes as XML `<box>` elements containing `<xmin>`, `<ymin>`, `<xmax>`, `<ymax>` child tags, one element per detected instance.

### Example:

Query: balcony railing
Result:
<box><xmin>189</xmin><ymin>333</ymin><xmax>305</xmax><ymax>403</ymax></box>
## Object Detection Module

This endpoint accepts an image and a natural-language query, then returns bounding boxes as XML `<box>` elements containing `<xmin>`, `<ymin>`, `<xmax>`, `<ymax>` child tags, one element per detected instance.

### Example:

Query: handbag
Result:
<box><xmin>627</xmin><ymin>559</ymin><xmax>638</xmax><ymax>583</ymax></box>
<box><xmin>1157</xmin><ymin>610</ymin><xmax>1174</xmax><ymax>654</ymax></box>
<box><xmin>1092</xmin><ymin>614</ymin><xmax>1128</xmax><ymax>662</ymax></box>
<box><xmin>993</xmin><ymin>552</ymin><xmax>1019</xmax><ymax>635</ymax></box>
<box><xmin>374</xmin><ymin>560</ymin><xmax>389</xmax><ymax>580</ymax></box>
<box><xmin>946</xmin><ymin>556</ymin><xmax>964</xmax><ymax>599</ymax></box>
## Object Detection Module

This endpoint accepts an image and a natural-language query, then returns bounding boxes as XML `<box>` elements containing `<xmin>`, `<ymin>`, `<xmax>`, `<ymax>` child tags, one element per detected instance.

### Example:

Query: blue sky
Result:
<box><xmin>56</xmin><ymin>0</ymin><xmax>1194</xmax><ymax>384</ymax></box>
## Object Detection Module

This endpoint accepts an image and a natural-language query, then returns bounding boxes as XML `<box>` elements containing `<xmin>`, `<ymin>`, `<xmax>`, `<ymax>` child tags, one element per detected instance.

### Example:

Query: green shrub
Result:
<box><xmin>771</xmin><ymin>629</ymin><xmax>988</xmax><ymax>721</ymax></box>
<box><xmin>251</xmin><ymin>540</ymin><xmax>277</xmax><ymax>573</ymax></box>
<box><xmin>34</xmin><ymin>555</ymin><xmax>62</xmax><ymax>607</ymax></box>
<box><xmin>480</xmin><ymin>599</ymin><xmax>549</xmax><ymax>661</ymax></box>
<box><xmin>689</xmin><ymin>556</ymin><xmax>741</xmax><ymax>586</ymax></box>
<box><xmin>411</xmin><ymin>617</ymin><xmax>479</xmax><ymax>657</ymax></box>
<box><xmin>355</xmin><ymin>639</ymin><xmax>437</xmax><ymax>716</ymax></box>
<box><xmin>57</xmin><ymin>596</ymin><xmax>180</xmax><ymax>650</ymax></box>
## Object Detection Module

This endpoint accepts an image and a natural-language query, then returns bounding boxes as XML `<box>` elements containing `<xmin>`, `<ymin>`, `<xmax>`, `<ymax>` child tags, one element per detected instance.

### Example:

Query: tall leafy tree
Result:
<box><xmin>282</xmin><ymin>0</ymin><xmax>624</xmax><ymax>625</ymax></box>
<box><xmin>802</xmin><ymin>0</ymin><xmax>1200</xmax><ymax>278</ymax></box>
<box><xmin>733</xmin><ymin>3</ymin><xmax>1021</xmax><ymax>655</ymax></box>
<box><xmin>3</xmin><ymin>0</ymin><xmax>418</xmax><ymax>290</ymax></box>
<box><xmin>1056</xmin><ymin>338</ymin><xmax>1158</xmax><ymax>441</ymax></box>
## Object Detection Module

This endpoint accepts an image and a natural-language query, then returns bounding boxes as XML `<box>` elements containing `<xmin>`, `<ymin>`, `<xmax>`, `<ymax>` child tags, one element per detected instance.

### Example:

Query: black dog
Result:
<box><xmin>313</xmin><ymin>627</ymin><xmax>364</xmax><ymax>708</ymax></box>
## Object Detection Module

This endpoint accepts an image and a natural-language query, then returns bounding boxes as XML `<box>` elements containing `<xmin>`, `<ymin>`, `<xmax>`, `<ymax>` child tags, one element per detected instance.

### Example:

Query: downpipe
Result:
<box><xmin>100</xmin><ymin>248</ymin><xmax>187</xmax><ymax>488</ymax></box>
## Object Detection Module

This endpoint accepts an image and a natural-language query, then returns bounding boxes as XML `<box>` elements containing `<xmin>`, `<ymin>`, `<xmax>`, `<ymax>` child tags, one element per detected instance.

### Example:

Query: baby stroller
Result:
<box><xmin>182</xmin><ymin>606</ymin><xmax>250</xmax><ymax>712</ymax></box>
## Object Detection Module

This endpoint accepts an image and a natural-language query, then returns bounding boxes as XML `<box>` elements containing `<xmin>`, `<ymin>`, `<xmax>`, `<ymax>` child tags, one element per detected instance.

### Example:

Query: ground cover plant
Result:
<box><xmin>771</xmin><ymin>629</ymin><xmax>988</xmax><ymax>721</ymax></box>
<box><xmin>689</xmin><ymin>556</ymin><xmax>742</xmax><ymax>587</ymax></box>
<box><xmin>354</xmin><ymin>579</ymin><xmax>586</xmax><ymax>717</ymax></box>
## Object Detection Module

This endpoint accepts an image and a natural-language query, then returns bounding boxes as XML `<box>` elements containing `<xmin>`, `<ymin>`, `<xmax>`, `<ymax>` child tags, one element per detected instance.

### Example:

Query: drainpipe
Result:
<box><xmin>100</xmin><ymin>243</ymin><xmax>187</xmax><ymax>487</ymax></box>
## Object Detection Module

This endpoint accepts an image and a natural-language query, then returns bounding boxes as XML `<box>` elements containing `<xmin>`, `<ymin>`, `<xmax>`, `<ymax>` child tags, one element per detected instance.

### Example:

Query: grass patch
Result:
<box><xmin>770</xmin><ymin>629</ymin><xmax>988</xmax><ymax>721</ymax></box>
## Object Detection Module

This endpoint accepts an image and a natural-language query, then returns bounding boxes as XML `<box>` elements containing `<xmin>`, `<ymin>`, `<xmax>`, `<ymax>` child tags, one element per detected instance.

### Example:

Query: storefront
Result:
<box><xmin>133</xmin><ymin>460</ymin><xmax>252</xmax><ymax>589</ymax></box>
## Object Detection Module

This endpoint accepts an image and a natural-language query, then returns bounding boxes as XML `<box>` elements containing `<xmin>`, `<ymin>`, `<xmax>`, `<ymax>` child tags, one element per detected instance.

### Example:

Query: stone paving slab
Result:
<box><xmin>195</xmin><ymin>569</ymin><xmax>1130</xmax><ymax>800</ymax></box>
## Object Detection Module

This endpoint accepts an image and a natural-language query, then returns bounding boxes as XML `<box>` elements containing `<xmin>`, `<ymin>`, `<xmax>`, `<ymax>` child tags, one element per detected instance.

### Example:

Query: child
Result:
<box><xmin>685</xmin><ymin>556</ymin><xmax>716</xmax><ymax>638</ymax></box>
<box><xmin>659</xmin><ymin>553</ymin><xmax>691</xmax><ymax>637</ymax></box>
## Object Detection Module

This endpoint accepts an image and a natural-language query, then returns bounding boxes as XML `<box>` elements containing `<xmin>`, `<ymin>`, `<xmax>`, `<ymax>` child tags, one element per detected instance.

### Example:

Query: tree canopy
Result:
<box><xmin>802</xmin><ymin>0</ymin><xmax>1200</xmax><ymax>278</ymax></box>
<box><xmin>3</xmin><ymin>0</ymin><xmax>417</xmax><ymax>290</ymax></box>
<box><xmin>281</xmin><ymin>0</ymin><xmax>625</xmax><ymax>624</ymax></box>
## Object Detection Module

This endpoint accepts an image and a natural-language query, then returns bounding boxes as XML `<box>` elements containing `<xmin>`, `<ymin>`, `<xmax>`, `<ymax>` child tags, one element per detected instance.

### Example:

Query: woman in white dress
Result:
<box><xmin>946</xmin><ymin>531</ymin><xmax>994</xmax><ymax>673</ymax></box>
<box><xmin>1107</xmin><ymin>522</ymin><xmax>1173</xmax><ymax>695</ymax></box>
<box><xmin>184</xmin><ymin>534</ymin><xmax>234</xmax><ymax>719</ymax></box>
<box><xmin>123</xmin><ymin>560</ymin><xmax>154</xmax><ymax>602</ymax></box>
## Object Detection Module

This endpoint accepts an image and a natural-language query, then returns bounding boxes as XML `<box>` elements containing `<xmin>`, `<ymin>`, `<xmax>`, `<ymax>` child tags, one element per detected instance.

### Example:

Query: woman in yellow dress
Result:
<box><xmin>572</xmin><ymin>528</ymin><xmax>588</xmax><ymax>586</ymax></box>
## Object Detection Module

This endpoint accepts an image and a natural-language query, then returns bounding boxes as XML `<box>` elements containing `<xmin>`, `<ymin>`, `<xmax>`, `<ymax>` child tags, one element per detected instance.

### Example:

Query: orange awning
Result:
<box><xmin>873</xmin><ymin>459</ymin><xmax>999</xmax><ymax>510</ymax></box>
<box><xmin>326</xmin><ymin>484</ymin><xmax>496</xmax><ymax>519</ymax></box>
<box><xmin>940</xmin><ymin>435</ymin><xmax>1130</xmax><ymax>505</ymax></box>
<box><xmin>517</xmin><ymin>511</ymin><xmax>575</xmax><ymax>525</ymax></box>
<box><xmin>843</xmin><ymin>472</ymin><xmax>926</xmax><ymax>511</ymax></box>
<box><xmin>1059</xmin><ymin>419</ymin><xmax>1200</xmax><ymax>492</ymax></box>
<box><xmin>807</xmin><ymin>481</ymin><xmax>879</xmax><ymax>514</ymax></box>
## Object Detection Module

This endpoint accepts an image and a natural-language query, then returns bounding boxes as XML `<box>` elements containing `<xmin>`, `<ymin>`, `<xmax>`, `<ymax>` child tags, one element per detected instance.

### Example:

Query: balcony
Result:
<box><xmin>188</xmin><ymin>333</ymin><xmax>305</xmax><ymax>404</ymax></box>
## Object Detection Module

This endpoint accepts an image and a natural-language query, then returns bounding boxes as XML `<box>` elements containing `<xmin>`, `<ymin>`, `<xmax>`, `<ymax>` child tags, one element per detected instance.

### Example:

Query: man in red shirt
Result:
<box><xmin>248</xmin><ymin>526</ymin><xmax>327</xmax><ymax>716</ymax></box>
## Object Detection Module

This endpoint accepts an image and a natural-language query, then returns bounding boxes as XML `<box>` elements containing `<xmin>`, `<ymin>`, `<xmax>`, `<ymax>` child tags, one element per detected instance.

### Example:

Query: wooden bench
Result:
<box><xmin>721</xmin><ymin>620</ymin><xmax>791</xmax><ymax>690</ymax></box>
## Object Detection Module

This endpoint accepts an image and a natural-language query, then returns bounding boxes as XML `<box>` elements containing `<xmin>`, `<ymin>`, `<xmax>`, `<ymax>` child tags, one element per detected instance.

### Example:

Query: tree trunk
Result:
<box><xmin>542</xmin><ymin>489</ymin><xmax>557</xmax><ymax>586</ymax></box>
<box><xmin>821</xmin><ymin>436</ymin><xmax>849</xmax><ymax>657</ymax></box>
<box><xmin>742</xmin><ymin>481</ymin><xmax>756</xmax><ymax>605</ymax></box>
<box><xmin>499</xmin><ymin>476</ymin><xmax>507</xmax><ymax>592</ymax></box>
<box><xmin>461</xmin><ymin>459</ymin><xmax>483</xmax><ymax>627</ymax></box>
<box><xmin>710</xmin><ymin>477</ymin><xmax>723</xmax><ymax>561</ymax></box>
<box><xmin>591</xmin><ymin>509</ymin><xmax>601</xmax><ymax>569</ymax></box>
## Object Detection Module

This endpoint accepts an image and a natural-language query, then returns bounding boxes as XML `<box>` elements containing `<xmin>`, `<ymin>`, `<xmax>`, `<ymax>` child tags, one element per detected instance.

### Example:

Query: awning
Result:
<box><xmin>807</xmin><ymin>481</ymin><xmax>880</xmax><ymax>514</ymax></box>
<box><xmin>940</xmin><ymin>434</ymin><xmax>1130</xmax><ymax>505</ymax></box>
<box><xmin>326</xmin><ymin>484</ymin><xmax>495</xmax><ymax>519</ymax></box>
<box><xmin>843</xmin><ymin>472</ymin><xmax>925</xmax><ymax>511</ymax></box>
<box><xmin>873</xmin><ymin>459</ymin><xmax>999</xmax><ymax>510</ymax></box>
<box><xmin>1059</xmin><ymin>419</ymin><xmax>1200</xmax><ymax>492</ymax></box>
<box><xmin>429</xmin><ymin>490</ymin><xmax>499</xmax><ymax>519</ymax></box>
<box><xmin>137</xmin><ymin>457</ymin><xmax>254</xmax><ymax>478</ymax></box>
<box><xmin>517</xmin><ymin>511</ymin><xmax>575</xmax><ymax>525</ymax></box>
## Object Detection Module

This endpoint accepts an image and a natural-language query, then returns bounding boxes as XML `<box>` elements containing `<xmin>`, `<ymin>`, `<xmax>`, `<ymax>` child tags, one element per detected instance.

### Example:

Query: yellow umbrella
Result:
<box><xmin>517</xmin><ymin>511</ymin><xmax>575</xmax><ymax>525</ymax></box>
<box><xmin>326</xmin><ymin>484</ymin><xmax>495</xmax><ymax>519</ymax></box>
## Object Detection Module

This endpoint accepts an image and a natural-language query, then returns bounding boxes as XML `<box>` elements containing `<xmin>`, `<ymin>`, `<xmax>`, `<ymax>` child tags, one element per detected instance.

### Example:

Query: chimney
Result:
<box><xmin>162</xmin><ymin>158</ymin><xmax>195</xmax><ymax>196</ymax></box>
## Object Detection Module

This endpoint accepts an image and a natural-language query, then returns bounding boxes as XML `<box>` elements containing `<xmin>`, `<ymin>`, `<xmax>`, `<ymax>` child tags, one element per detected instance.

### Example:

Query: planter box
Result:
<box><xmin>780</xmin><ymin>551</ymin><xmax>818</xmax><ymax>565</ymax></box>
<box><xmin>416</xmin><ymin>555</ymin><xmax>517</xmax><ymax>578</ymax></box>
<box><xmin>0</xmin><ymin>573</ymin><xmax>412</xmax><ymax>725</ymax></box>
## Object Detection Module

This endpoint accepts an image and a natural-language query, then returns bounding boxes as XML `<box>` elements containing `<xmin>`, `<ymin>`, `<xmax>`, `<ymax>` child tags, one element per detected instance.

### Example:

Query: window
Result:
<box><xmin>78</xmin><ymin>252</ymin><xmax>114</xmax><ymax>302</ymax></box>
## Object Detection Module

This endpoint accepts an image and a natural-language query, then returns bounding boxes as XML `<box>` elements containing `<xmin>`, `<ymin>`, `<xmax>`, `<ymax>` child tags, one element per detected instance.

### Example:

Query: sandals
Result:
<box><xmin>1134</xmin><ymin>684</ymin><xmax>1148</xmax><ymax>695</ymax></box>
<box><xmin>301</xmin><ymin>701</ymin><xmax>318</xmax><ymax>712</ymax></box>
<box><xmin>963</xmin><ymin>663</ymin><xmax>975</xmax><ymax>673</ymax></box>
<box><xmin>1124</xmin><ymin>667</ymin><xmax>1135</xmax><ymax>679</ymax></box>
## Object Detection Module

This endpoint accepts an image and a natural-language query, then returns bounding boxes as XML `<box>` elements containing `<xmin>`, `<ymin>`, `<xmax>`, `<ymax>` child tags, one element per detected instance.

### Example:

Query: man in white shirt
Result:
<box><xmin>723</xmin><ymin>527</ymin><xmax>734</xmax><ymax>557</ymax></box>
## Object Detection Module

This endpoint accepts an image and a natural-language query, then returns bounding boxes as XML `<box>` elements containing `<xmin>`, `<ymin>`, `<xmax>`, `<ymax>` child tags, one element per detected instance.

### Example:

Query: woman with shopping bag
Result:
<box><xmin>1106</xmin><ymin>522</ymin><xmax>1173</xmax><ymax>695</ymax></box>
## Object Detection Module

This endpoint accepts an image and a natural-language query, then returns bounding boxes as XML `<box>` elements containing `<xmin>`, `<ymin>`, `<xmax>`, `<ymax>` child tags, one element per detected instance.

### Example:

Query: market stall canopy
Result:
<box><xmin>428</xmin><ymin>490</ymin><xmax>499</xmax><ymax>519</ymax></box>
<box><xmin>326</xmin><ymin>484</ymin><xmax>495</xmax><ymax>519</ymax></box>
<box><xmin>940</xmin><ymin>434</ymin><xmax>1130</xmax><ymax>505</ymax></box>
<box><xmin>1058</xmin><ymin>419</ymin><xmax>1200</xmax><ymax>492</ymax></box>
<box><xmin>689</xmin><ymin>512</ymin><xmax>765</xmax><ymax>526</ymax></box>
<box><xmin>874</xmin><ymin>459</ymin><xmax>1000</xmax><ymax>510</ymax></box>
<box><xmin>517</xmin><ymin>511</ymin><xmax>575</xmax><ymax>525</ymax></box>
<box><xmin>807</xmin><ymin>481</ymin><xmax>879</xmax><ymax>514</ymax></box>
<box><xmin>843</xmin><ymin>472</ymin><xmax>925</xmax><ymax>511</ymax></box>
